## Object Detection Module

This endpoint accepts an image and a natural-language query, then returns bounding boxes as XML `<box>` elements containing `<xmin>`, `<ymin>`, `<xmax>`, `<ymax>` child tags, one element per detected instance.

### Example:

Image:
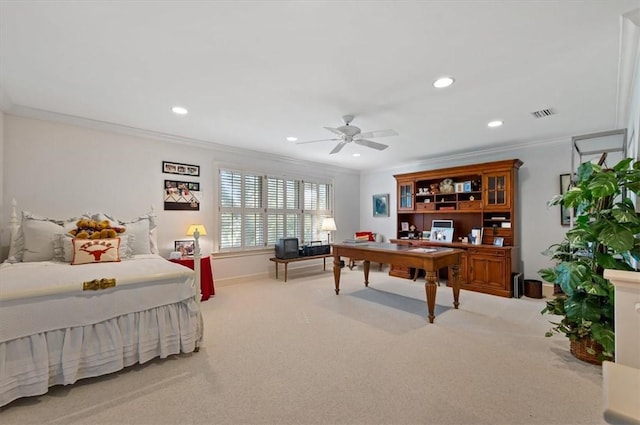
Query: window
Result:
<box><xmin>219</xmin><ymin>168</ymin><xmax>332</xmax><ymax>251</ymax></box>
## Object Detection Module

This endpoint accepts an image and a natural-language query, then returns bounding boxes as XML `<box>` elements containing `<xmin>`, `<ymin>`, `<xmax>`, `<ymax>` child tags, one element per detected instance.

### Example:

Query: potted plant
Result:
<box><xmin>539</xmin><ymin>157</ymin><xmax>640</xmax><ymax>364</ymax></box>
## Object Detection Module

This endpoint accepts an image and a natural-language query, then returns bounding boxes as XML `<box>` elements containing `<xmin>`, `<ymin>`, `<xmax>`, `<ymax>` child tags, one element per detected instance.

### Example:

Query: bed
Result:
<box><xmin>0</xmin><ymin>201</ymin><xmax>203</xmax><ymax>407</ymax></box>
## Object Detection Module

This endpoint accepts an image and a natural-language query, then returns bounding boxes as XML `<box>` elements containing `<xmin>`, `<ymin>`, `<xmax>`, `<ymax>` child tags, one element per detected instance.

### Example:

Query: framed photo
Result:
<box><xmin>401</xmin><ymin>222</ymin><xmax>409</xmax><ymax>232</ymax></box>
<box><xmin>372</xmin><ymin>193</ymin><xmax>389</xmax><ymax>217</ymax></box>
<box><xmin>560</xmin><ymin>173</ymin><xmax>572</xmax><ymax>225</ymax></box>
<box><xmin>164</xmin><ymin>180</ymin><xmax>201</xmax><ymax>211</ymax></box>
<box><xmin>162</xmin><ymin>161</ymin><xmax>200</xmax><ymax>177</ymax></box>
<box><xmin>174</xmin><ymin>240</ymin><xmax>195</xmax><ymax>256</ymax></box>
<box><xmin>463</xmin><ymin>181</ymin><xmax>472</xmax><ymax>192</ymax></box>
<box><xmin>454</xmin><ymin>182</ymin><xmax>465</xmax><ymax>193</ymax></box>
<box><xmin>493</xmin><ymin>237</ymin><xmax>504</xmax><ymax>247</ymax></box>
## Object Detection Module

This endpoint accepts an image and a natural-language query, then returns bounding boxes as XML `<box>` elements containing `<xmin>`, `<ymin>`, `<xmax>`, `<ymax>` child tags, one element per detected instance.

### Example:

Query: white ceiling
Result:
<box><xmin>1</xmin><ymin>1</ymin><xmax>638</xmax><ymax>171</ymax></box>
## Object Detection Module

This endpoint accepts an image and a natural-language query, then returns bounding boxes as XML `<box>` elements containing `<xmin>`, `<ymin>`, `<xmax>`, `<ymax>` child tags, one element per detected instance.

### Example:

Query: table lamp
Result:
<box><xmin>320</xmin><ymin>217</ymin><xmax>336</xmax><ymax>244</ymax></box>
<box><xmin>186</xmin><ymin>224</ymin><xmax>207</xmax><ymax>257</ymax></box>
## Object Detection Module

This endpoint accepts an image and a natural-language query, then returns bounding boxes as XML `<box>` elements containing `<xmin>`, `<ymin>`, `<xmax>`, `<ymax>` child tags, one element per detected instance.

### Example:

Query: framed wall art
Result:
<box><xmin>162</xmin><ymin>161</ymin><xmax>200</xmax><ymax>177</ymax></box>
<box><xmin>164</xmin><ymin>180</ymin><xmax>201</xmax><ymax>211</ymax></box>
<box><xmin>372</xmin><ymin>193</ymin><xmax>389</xmax><ymax>217</ymax></box>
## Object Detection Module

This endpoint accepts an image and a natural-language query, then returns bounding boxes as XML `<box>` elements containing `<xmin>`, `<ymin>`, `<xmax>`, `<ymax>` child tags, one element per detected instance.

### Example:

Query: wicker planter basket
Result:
<box><xmin>570</xmin><ymin>338</ymin><xmax>604</xmax><ymax>365</ymax></box>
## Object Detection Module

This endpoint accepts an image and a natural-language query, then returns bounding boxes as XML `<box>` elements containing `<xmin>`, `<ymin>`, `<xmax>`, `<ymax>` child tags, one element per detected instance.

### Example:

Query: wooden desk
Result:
<box><xmin>169</xmin><ymin>256</ymin><xmax>215</xmax><ymax>300</ymax></box>
<box><xmin>269</xmin><ymin>254</ymin><xmax>332</xmax><ymax>282</ymax></box>
<box><xmin>332</xmin><ymin>242</ymin><xmax>463</xmax><ymax>323</ymax></box>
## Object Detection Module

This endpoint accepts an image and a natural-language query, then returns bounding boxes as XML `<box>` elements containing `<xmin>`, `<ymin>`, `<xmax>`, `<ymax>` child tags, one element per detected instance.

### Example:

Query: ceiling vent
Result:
<box><xmin>531</xmin><ymin>108</ymin><xmax>556</xmax><ymax>119</ymax></box>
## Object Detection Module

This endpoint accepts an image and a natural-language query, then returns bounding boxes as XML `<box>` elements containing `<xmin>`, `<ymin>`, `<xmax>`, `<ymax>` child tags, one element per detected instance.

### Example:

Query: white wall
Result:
<box><xmin>359</xmin><ymin>140</ymin><xmax>574</xmax><ymax>282</ymax></box>
<box><xmin>0</xmin><ymin>112</ymin><xmax>4</xmax><ymax>252</ymax></box>
<box><xmin>0</xmin><ymin>114</ymin><xmax>360</xmax><ymax>283</ymax></box>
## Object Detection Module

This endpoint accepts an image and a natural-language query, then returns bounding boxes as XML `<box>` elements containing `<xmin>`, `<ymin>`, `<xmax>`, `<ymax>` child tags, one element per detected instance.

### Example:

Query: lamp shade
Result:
<box><xmin>320</xmin><ymin>217</ymin><xmax>336</xmax><ymax>232</ymax></box>
<box><xmin>186</xmin><ymin>224</ymin><xmax>207</xmax><ymax>236</ymax></box>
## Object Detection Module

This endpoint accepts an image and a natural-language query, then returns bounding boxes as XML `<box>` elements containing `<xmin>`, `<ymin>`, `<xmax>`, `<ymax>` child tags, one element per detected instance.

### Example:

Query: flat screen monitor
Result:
<box><xmin>430</xmin><ymin>219</ymin><xmax>454</xmax><ymax>242</ymax></box>
<box><xmin>432</xmin><ymin>219</ymin><xmax>454</xmax><ymax>229</ymax></box>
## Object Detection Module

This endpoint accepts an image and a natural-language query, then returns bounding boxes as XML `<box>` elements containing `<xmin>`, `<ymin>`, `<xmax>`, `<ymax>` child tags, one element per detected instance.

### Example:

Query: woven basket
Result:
<box><xmin>570</xmin><ymin>338</ymin><xmax>603</xmax><ymax>365</ymax></box>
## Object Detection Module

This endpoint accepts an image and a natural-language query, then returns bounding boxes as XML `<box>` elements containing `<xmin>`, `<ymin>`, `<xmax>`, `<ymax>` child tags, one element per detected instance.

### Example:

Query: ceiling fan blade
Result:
<box><xmin>324</xmin><ymin>126</ymin><xmax>344</xmax><ymax>136</ymax></box>
<box><xmin>329</xmin><ymin>141</ymin><xmax>347</xmax><ymax>154</ymax></box>
<box><xmin>296</xmin><ymin>138</ymin><xmax>341</xmax><ymax>145</ymax></box>
<box><xmin>357</xmin><ymin>129</ymin><xmax>398</xmax><ymax>139</ymax></box>
<box><xmin>355</xmin><ymin>139</ymin><xmax>389</xmax><ymax>151</ymax></box>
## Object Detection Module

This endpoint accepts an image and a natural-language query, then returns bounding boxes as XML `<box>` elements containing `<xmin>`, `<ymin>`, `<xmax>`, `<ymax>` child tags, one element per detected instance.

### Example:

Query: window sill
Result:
<box><xmin>211</xmin><ymin>248</ymin><xmax>273</xmax><ymax>260</ymax></box>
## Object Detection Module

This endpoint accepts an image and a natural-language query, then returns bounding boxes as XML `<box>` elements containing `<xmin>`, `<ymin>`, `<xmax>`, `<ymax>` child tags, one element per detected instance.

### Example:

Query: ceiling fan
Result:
<box><xmin>296</xmin><ymin>115</ymin><xmax>398</xmax><ymax>154</ymax></box>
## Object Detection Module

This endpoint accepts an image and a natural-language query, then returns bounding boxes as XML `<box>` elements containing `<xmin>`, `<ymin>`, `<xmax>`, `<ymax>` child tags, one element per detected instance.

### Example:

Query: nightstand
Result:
<box><xmin>168</xmin><ymin>256</ymin><xmax>215</xmax><ymax>301</ymax></box>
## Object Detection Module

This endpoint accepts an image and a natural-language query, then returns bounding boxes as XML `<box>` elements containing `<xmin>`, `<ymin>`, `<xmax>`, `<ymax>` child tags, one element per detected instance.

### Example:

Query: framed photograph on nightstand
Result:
<box><xmin>174</xmin><ymin>240</ymin><xmax>195</xmax><ymax>256</ymax></box>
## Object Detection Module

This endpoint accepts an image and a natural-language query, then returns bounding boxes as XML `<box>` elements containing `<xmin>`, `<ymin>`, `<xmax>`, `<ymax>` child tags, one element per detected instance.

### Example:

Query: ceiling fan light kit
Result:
<box><xmin>297</xmin><ymin>115</ymin><xmax>398</xmax><ymax>155</ymax></box>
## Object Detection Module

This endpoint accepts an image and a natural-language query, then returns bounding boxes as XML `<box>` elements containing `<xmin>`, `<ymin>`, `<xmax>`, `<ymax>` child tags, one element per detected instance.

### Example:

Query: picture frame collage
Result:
<box><xmin>162</xmin><ymin>161</ymin><xmax>201</xmax><ymax>211</ymax></box>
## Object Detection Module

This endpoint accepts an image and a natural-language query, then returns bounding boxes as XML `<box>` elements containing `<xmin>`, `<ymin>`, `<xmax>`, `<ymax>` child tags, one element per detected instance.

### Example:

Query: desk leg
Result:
<box><xmin>333</xmin><ymin>255</ymin><xmax>341</xmax><ymax>294</ymax></box>
<box><xmin>363</xmin><ymin>260</ymin><xmax>370</xmax><ymax>287</ymax></box>
<box><xmin>284</xmin><ymin>263</ymin><xmax>288</xmax><ymax>282</ymax></box>
<box><xmin>275</xmin><ymin>263</ymin><xmax>279</xmax><ymax>280</ymax></box>
<box><xmin>323</xmin><ymin>257</ymin><xmax>326</xmax><ymax>270</ymax></box>
<box><xmin>425</xmin><ymin>270</ymin><xmax>438</xmax><ymax>323</ymax></box>
<box><xmin>449</xmin><ymin>265</ymin><xmax>460</xmax><ymax>309</ymax></box>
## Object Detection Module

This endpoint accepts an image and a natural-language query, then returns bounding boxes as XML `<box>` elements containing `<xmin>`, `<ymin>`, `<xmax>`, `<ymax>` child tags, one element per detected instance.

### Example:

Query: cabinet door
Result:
<box><xmin>397</xmin><ymin>180</ymin><xmax>414</xmax><ymax>211</ymax></box>
<box><xmin>483</xmin><ymin>171</ymin><xmax>511</xmax><ymax>209</ymax></box>
<box><xmin>468</xmin><ymin>254</ymin><xmax>507</xmax><ymax>289</ymax></box>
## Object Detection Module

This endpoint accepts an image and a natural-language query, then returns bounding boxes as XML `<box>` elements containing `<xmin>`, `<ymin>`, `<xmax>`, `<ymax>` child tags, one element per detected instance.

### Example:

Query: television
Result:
<box><xmin>275</xmin><ymin>238</ymin><xmax>300</xmax><ymax>259</ymax></box>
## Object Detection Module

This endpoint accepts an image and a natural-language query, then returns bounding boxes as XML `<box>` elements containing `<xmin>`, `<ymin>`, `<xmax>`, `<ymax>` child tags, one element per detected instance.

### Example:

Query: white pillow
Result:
<box><xmin>17</xmin><ymin>212</ymin><xmax>82</xmax><ymax>262</ymax></box>
<box><xmin>53</xmin><ymin>233</ymin><xmax>135</xmax><ymax>262</ymax></box>
<box><xmin>92</xmin><ymin>212</ymin><xmax>157</xmax><ymax>255</ymax></box>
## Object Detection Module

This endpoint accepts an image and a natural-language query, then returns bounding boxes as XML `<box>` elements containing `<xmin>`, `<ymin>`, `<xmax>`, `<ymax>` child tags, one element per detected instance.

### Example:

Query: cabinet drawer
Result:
<box><xmin>484</xmin><ymin>227</ymin><xmax>511</xmax><ymax>236</ymax></box>
<box><xmin>458</xmin><ymin>200</ymin><xmax>481</xmax><ymax>210</ymax></box>
<box><xmin>482</xmin><ymin>227</ymin><xmax>512</xmax><ymax>246</ymax></box>
<box><xmin>468</xmin><ymin>247</ymin><xmax>506</xmax><ymax>257</ymax></box>
<box><xmin>416</xmin><ymin>202</ymin><xmax>436</xmax><ymax>211</ymax></box>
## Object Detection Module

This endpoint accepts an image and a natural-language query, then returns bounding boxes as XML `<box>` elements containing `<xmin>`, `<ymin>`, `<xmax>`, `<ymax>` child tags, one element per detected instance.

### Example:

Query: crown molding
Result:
<box><xmin>369</xmin><ymin>135</ymin><xmax>572</xmax><ymax>176</ymax></box>
<box><xmin>3</xmin><ymin>104</ymin><xmax>360</xmax><ymax>176</ymax></box>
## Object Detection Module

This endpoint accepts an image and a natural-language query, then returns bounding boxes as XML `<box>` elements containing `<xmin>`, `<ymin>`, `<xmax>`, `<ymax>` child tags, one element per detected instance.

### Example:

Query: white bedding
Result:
<box><xmin>0</xmin><ymin>253</ymin><xmax>203</xmax><ymax>407</ymax></box>
<box><xmin>0</xmin><ymin>254</ymin><xmax>197</xmax><ymax>342</ymax></box>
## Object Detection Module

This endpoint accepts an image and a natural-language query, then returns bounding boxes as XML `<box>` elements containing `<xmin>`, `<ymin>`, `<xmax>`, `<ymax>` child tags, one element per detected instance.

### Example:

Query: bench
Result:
<box><xmin>269</xmin><ymin>254</ymin><xmax>333</xmax><ymax>282</ymax></box>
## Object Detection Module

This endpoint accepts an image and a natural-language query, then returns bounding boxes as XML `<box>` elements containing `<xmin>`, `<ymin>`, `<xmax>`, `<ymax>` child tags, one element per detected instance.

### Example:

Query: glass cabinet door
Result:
<box><xmin>483</xmin><ymin>172</ymin><xmax>510</xmax><ymax>209</ymax></box>
<box><xmin>398</xmin><ymin>181</ymin><xmax>414</xmax><ymax>211</ymax></box>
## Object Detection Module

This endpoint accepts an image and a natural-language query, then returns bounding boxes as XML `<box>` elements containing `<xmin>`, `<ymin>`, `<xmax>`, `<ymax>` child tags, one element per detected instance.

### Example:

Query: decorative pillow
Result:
<box><xmin>71</xmin><ymin>238</ymin><xmax>121</xmax><ymax>265</ymax></box>
<box><xmin>54</xmin><ymin>233</ymin><xmax>135</xmax><ymax>262</ymax></box>
<box><xmin>92</xmin><ymin>212</ymin><xmax>157</xmax><ymax>255</ymax></box>
<box><xmin>355</xmin><ymin>231</ymin><xmax>375</xmax><ymax>242</ymax></box>
<box><xmin>16</xmin><ymin>212</ymin><xmax>83</xmax><ymax>262</ymax></box>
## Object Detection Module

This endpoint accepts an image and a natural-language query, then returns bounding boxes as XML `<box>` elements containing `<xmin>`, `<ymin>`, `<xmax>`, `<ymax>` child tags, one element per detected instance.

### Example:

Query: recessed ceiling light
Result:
<box><xmin>433</xmin><ymin>77</ymin><xmax>454</xmax><ymax>88</ymax></box>
<box><xmin>488</xmin><ymin>120</ymin><xmax>503</xmax><ymax>128</ymax></box>
<box><xmin>286</xmin><ymin>136</ymin><xmax>298</xmax><ymax>142</ymax></box>
<box><xmin>352</xmin><ymin>153</ymin><xmax>361</xmax><ymax>157</ymax></box>
<box><xmin>171</xmin><ymin>106</ymin><xmax>188</xmax><ymax>115</ymax></box>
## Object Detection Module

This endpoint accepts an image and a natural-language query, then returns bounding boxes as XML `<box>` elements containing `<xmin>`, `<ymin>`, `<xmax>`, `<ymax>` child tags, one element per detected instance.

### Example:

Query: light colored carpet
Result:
<box><xmin>1</xmin><ymin>267</ymin><xmax>606</xmax><ymax>425</ymax></box>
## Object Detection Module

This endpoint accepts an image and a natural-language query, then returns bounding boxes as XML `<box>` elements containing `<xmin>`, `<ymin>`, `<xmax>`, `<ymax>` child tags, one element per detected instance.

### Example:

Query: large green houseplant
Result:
<box><xmin>539</xmin><ymin>157</ymin><xmax>640</xmax><ymax>362</ymax></box>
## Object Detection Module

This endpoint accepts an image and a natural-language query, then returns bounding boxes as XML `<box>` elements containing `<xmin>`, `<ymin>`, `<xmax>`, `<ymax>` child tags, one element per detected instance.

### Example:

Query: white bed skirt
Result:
<box><xmin>0</xmin><ymin>298</ymin><xmax>201</xmax><ymax>407</ymax></box>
